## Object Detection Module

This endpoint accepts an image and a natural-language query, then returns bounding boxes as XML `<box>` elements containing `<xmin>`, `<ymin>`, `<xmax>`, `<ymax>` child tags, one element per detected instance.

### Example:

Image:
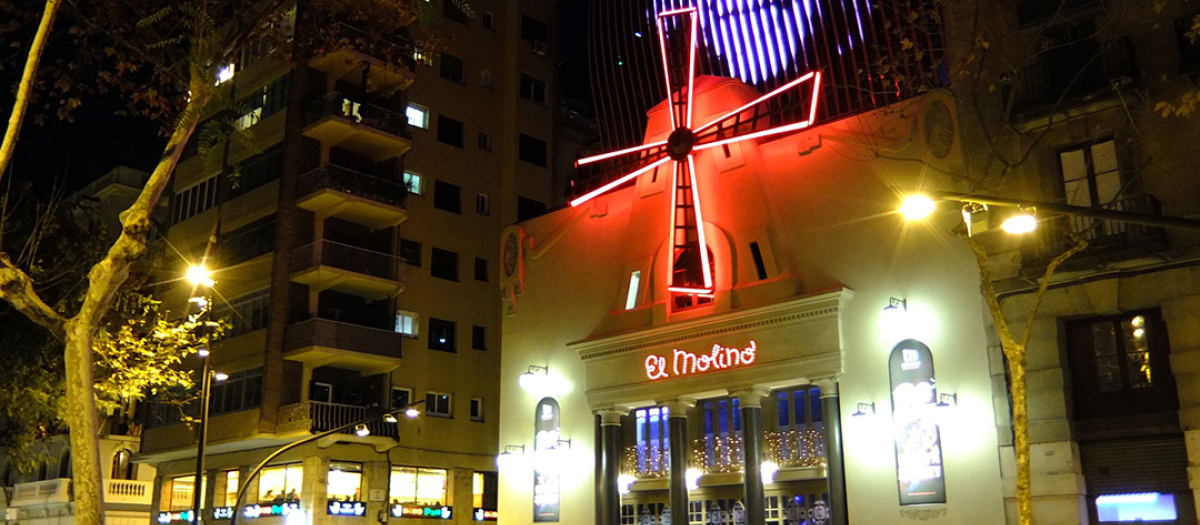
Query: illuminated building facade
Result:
<box><xmin>499</xmin><ymin>1</ymin><xmax>1200</xmax><ymax>525</ymax></box>
<box><xmin>138</xmin><ymin>1</ymin><xmax>556</xmax><ymax>525</ymax></box>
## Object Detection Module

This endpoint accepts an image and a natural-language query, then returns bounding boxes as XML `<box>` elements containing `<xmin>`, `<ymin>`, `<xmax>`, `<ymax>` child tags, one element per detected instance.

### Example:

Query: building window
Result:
<box><xmin>520</xmin><ymin>74</ymin><xmax>547</xmax><ymax>104</ymax></box>
<box><xmin>430</xmin><ymin>248</ymin><xmax>459</xmax><ymax>282</ymax></box>
<box><xmin>327</xmin><ymin>462</ymin><xmax>362</xmax><ymax>503</ymax></box>
<box><xmin>406</xmin><ymin>104</ymin><xmax>429</xmax><ymax>129</ymax></box>
<box><xmin>400</xmin><ymin>239</ymin><xmax>421</xmax><ymax>266</ymax></box>
<box><xmin>470</xmin><ymin>398</ymin><xmax>484</xmax><ymax>421</ymax></box>
<box><xmin>111</xmin><ymin>449</ymin><xmax>135</xmax><ymax>480</ymax></box>
<box><xmin>482</xmin><ymin>12</ymin><xmax>494</xmax><ymax>30</ymax></box>
<box><xmin>443</xmin><ymin>0</ymin><xmax>469</xmax><ymax>24</ymax></box>
<box><xmin>428</xmin><ymin>318</ymin><xmax>456</xmax><ymax>352</ymax></box>
<box><xmin>390</xmin><ymin>467</ymin><xmax>447</xmax><ymax>506</ymax></box>
<box><xmin>439</xmin><ymin>54</ymin><xmax>464</xmax><ymax>83</ymax></box>
<box><xmin>394</xmin><ymin>310</ymin><xmax>418</xmax><ymax>337</ymax></box>
<box><xmin>518</xmin><ymin>133</ymin><xmax>548</xmax><ymax>167</ymax></box>
<box><xmin>426</xmin><ymin>392</ymin><xmax>452</xmax><ymax>417</ymax></box>
<box><xmin>772</xmin><ymin>386</ymin><xmax>824</xmax><ymax>467</ymax></box>
<box><xmin>433</xmin><ymin>180</ymin><xmax>461</xmax><ymax>214</ymax></box>
<box><xmin>633</xmin><ymin>407</ymin><xmax>670</xmax><ymax>476</ymax></box>
<box><xmin>473</xmin><ymin>472</ymin><xmax>498</xmax><ymax>510</ymax></box>
<box><xmin>625</xmin><ymin>271</ymin><xmax>641</xmax><ymax>310</ymax></box>
<box><xmin>173</xmin><ymin>175</ymin><xmax>219</xmax><ymax>224</ymax></box>
<box><xmin>403</xmin><ymin>172</ymin><xmax>423</xmax><ymax>195</ymax></box>
<box><xmin>698</xmin><ymin>397</ymin><xmax>743</xmax><ymax>470</ymax></box>
<box><xmin>749</xmin><ymin>242</ymin><xmax>769</xmax><ymax>280</ymax></box>
<box><xmin>521</xmin><ymin>15</ymin><xmax>549</xmax><ymax>44</ymax></box>
<box><xmin>1067</xmin><ymin>310</ymin><xmax>1177</xmax><ymax>421</ymax></box>
<box><xmin>1060</xmin><ymin>139</ymin><xmax>1121</xmax><ymax>208</ymax></box>
<box><xmin>310</xmin><ymin>382</ymin><xmax>333</xmax><ymax>403</ymax></box>
<box><xmin>219</xmin><ymin>290</ymin><xmax>270</xmax><ymax>337</ymax></box>
<box><xmin>476</xmin><ymin>193</ymin><xmax>490</xmax><ymax>215</ymax></box>
<box><xmin>391</xmin><ymin>388</ymin><xmax>412</xmax><ymax>409</ymax></box>
<box><xmin>478</xmin><ymin>131</ymin><xmax>492</xmax><ymax>152</ymax></box>
<box><xmin>208</xmin><ymin>368</ymin><xmax>263</xmax><ymax>416</ymax></box>
<box><xmin>222</xmin><ymin>470</ymin><xmax>239</xmax><ymax>507</ymax></box>
<box><xmin>474</xmin><ymin>257</ymin><xmax>488</xmax><ymax>282</ymax></box>
<box><xmin>517</xmin><ymin>196</ymin><xmax>547</xmax><ymax>222</ymax></box>
<box><xmin>480</xmin><ymin>69</ymin><xmax>493</xmax><ymax>90</ymax></box>
<box><xmin>258</xmin><ymin>464</ymin><xmax>302</xmax><ymax>504</ymax></box>
<box><xmin>164</xmin><ymin>475</ymin><xmax>197</xmax><ymax>511</ymax></box>
<box><xmin>437</xmin><ymin>115</ymin><xmax>464</xmax><ymax>148</ymax></box>
<box><xmin>472</xmin><ymin>325</ymin><xmax>486</xmax><ymax>351</ymax></box>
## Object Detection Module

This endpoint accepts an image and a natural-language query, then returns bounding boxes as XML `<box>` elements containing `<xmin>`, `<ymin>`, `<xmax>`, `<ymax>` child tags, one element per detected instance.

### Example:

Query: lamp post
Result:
<box><xmin>187</xmin><ymin>265</ymin><xmax>216</xmax><ymax>525</ymax></box>
<box><xmin>900</xmin><ymin>191</ymin><xmax>1200</xmax><ymax>232</ymax></box>
<box><xmin>226</xmin><ymin>400</ymin><xmax>425</xmax><ymax>525</ymax></box>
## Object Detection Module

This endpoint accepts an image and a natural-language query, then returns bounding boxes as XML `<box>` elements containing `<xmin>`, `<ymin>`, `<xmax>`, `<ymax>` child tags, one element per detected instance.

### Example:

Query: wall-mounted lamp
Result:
<box><xmin>884</xmin><ymin>297</ymin><xmax>907</xmax><ymax>313</ymax></box>
<box><xmin>556</xmin><ymin>438</ymin><xmax>572</xmax><ymax>449</ymax></box>
<box><xmin>354</xmin><ymin>424</ymin><xmax>370</xmax><ymax>437</ymax></box>
<box><xmin>496</xmin><ymin>444</ymin><xmax>526</xmax><ymax>471</ymax></box>
<box><xmin>760</xmin><ymin>461</ymin><xmax>779</xmax><ymax>485</ymax></box>
<box><xmin>617</xmin><ymin>474</ymin><xmax>636</xmax><ymax>495</ymax></box>
<box><xmin>936</xmin><ymin>393</ymin><xmax>958</xmax><ymax>407</ymax></box>
<box><xmin>852</xmin><ymin>402</ymin><xmax>875</xmax><ymax>417</ymax></box>
<box><xmin>684</xmin><ymin>468</ymin><xmax>702</xmax><ymax>491</ymax></box>
<box><xmin>962</xmin><ymin>202</ymin><xmax>989</xmax><ymax>237</ymax></box>
<box><xmin>1001</xmin><ymin>207</ymin><xmax>1037</xmax><ymax>234</ymax></box>
<box><xmin>519</xmin><ymin>365</ymin><xmax>550</xmax><ymax>392</ymax></box>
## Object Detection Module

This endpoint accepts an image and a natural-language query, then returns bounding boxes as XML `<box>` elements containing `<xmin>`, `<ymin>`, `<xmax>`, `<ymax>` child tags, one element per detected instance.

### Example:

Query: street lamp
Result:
<box><xmin>900</xmin><ymin>191</ymin><xmax>1200</xmax><ymax>233</ymax></box>
<box><xmin>226</xmin><ymin>400</ymin><xmax>425</xmax><ymax>525</ymax></box>
<box><xmin>188</xmin><ymin>266</ymin><xmax>217</xmax><ymax>525</ymax></box>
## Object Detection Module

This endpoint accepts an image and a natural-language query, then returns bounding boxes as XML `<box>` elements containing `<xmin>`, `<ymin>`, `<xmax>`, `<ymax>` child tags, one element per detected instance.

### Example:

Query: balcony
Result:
<box><xmin>1011</xmin><ymin>36</ymin><xmax>1138</xmax><ymax>118</ymax></box>
<box><xmin>291</xmin><ymin>240</ymin><xmax>404</xmax><ymax>300</ymax></box>
<box><xmin>284</xmin><ymin>318</ymin><xmax>403</xmax><ymax>374</ymax></box>
<box><xmin>104</xmin><ymin>479</ymin><xmax>153</xmax><ymax>505</ymax></box>
<box><xmin>296</xmin><ymin>164</ymin><xmax>409</xmax><ymax>229</ymax></box>
<box><xmin>765</xmin><ymin>429</ymin><xmax>826</xmax><ymax>468</ymax></box>
<box><xmin>303</xmin><ymin>93</ymin><xmax>412</xmax><ymax>162</ymax></box>
<box><xmin>9</xmin><ymin>479</ymin><xmax>71</xmax><ymax>506</ymax></box>
<box><xmin>309</xmin><ymin>23</ymin><xmax>416</xmax><ymax>94</ymax></box>
<box><xmin>310</xmin><ymin>400</ymin><xmax>399</xmax><ymax>438</ymax></box>
<box><xmin>1020</xmin><ymin>194</ymin><xmax>1167</xmax><ymax>273</ymax></box>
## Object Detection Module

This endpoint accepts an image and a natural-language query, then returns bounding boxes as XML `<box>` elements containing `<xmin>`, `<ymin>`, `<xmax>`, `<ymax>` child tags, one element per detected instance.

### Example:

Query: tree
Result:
<box><xmin>0</xmin><ymin>0</ymin><xmax>430</xmax><ymax>523</ymax></box>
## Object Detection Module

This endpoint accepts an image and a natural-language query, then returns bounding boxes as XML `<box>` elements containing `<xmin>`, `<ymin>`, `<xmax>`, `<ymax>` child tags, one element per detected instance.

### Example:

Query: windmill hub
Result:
<box><xmin>667</xmin><ymin>127</ymin><xmax>696</xmax><ymax>161</ymax></box>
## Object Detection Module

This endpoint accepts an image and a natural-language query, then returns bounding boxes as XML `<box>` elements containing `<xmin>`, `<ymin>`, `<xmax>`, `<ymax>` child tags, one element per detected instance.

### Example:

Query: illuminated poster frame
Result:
<box><xmin>889</xmin><ymin>339</ymin><xmax>946</xmax><ymax>505</ymax></box>
<box><xmin>533</xmin><ymin>398</ymin><xmax>561</xmax><ymax>522</ymax></box>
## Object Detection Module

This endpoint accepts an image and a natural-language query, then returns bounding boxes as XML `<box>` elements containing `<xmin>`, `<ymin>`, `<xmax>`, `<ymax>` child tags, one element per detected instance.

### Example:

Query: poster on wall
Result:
<box><xmin>533</xmin><ymin>398</ymin><xmax>561</xmax><ymax>522</ymax></box>
<box><xmin>889</xmin><ymin>339</ymin><xmax>947</xmax><ymax>505</ymax></box>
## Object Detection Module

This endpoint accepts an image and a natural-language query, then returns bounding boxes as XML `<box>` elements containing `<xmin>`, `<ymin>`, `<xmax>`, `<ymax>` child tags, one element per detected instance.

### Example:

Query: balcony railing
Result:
<box><xmin>1021</xmin><ymin>194</ymin><xmax>1167</xmax><ymax>270</ymax></box>
<box><xmin>9</xmin><ymin>479</ymin><xmax>71</xmax><ymax>506</ymax></box>
<box><xmin>621</xmin><ymin>445</ymin><xmax>670</xmax><ymax>480</ymax></box>
<box><xmin>292</xmin><ymin>240</ymin><xmax>403</xmax><ymax>282</ymax></box>
<box><xmin>104</xmin><ymin>479</ymin><xmax>153</xmax><ymax>505</ymax></box>
<box><xmin>309</xmin><ymin>92</ymin><xmax>409</xmax><ymax>139</ymax></box>
<box><xmin>1012</xmin><ymin>36</ymin><xmax>1138</xmax><ymax>116</ymax></box>
<box><xmin>285</xmin><ymin>318</ymin><xmax>403</xmax><ymax>359</ymax></box>
<box><xmin>328</xmin><ymin>22</ymin><xmax>417</xmax><ymax>72</ymax></box>
<box><xmin>691</xmin><ymin>435</ymin><xmax>745</xmax><ymax>474</ymax></box>
<box><xmin>765</xmin><ymin>429</ymin><xmax>826</xmax><ymax>468</ymax></box>
<box><xmin>309</xmin><ymin>400</ymin><xmax>398</xmax><ymax>438</ymax></box>
<box><xmin>298</xmin><ymin>164</ymin><xmax>408</xmax><ymax>209</ymax></box>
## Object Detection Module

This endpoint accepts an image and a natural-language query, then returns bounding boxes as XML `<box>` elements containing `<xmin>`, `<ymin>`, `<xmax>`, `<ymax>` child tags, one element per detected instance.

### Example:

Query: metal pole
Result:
<box><xmin>192</xmin><ymin>293</ymin><xmax>214</xmax><ymax>525</ymax></box>
<box><xmin>931</xmin><ymin>191</ymin><xmax>1200</xmax><ymax>232</ymax></box>
<box><xmin>226</xmin><ymin>400</ymin><xmax>425</xmax><ymax>525</ymax></box>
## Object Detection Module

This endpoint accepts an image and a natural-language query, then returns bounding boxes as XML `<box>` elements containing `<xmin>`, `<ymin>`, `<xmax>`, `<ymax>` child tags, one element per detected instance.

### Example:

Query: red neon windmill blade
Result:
<box><xmin>570</xmin><ymin>6</ymin><xmax>823</xmax><ymax>295</ymax></box>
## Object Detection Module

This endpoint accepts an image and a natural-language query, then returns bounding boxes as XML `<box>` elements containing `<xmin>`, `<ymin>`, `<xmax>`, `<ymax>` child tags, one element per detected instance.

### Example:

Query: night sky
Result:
<box><xmin>2</xmin><ymin>0</ymin><xmax>594</xmax><ymax>196</ymax></box>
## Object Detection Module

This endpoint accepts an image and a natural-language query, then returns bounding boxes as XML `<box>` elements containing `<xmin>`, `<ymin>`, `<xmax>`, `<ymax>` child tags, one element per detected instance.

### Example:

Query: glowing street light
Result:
<box><xmin>899</xmin><ymin>195</ymin><xmax>936</xmax><ymax>221</ymax></box>
<box><xmin>1001</xmin><ymin>209</ymin><xmax>1037</xmax><ymax>234</ymax></box>
<box><xmin>186</xmin><ymin>265</ymin><xmax>215</xmax><ymax>287</ymax></box>
<box><xmin>354</xmin><ymin>424</ymin><xmax>370</xmax><ymax>437</ymax></box>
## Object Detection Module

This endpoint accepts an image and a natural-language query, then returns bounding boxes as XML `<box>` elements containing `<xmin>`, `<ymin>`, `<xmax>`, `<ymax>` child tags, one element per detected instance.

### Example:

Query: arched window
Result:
<box><xmin>111</xmin><ymin>449</ymin><xmax>135</xmax><ymax>480</ymax></box>
<box><xmin>58</xmin><ymin>450</ymin><xmax>71</xmax><ymax>478</ymax></box>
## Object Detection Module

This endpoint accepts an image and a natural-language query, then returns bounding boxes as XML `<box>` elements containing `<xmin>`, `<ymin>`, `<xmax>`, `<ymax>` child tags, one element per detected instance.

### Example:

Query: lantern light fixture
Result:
<box><xmin>1001</xmin><ymin>207</ymin><xmax>1038</xmax><ymax>234</ymax></box>
<box><xmin>354</xmin><ymin>424</ymin><xmax>370</xmax><ymax>437</ymax></box>
<box><xmin>852</xmin><ymin>402</ymin><xmax>875</xmax><ymax>417</ymax></box>
<box><xmin>519</xmin><ymin>365</ymin><xmax>550</xmax><ymax>392</ymax></box>
<box><xmin>937</xmin><ymin>393</ymin><xmax>958</xmax><ymax>407</ymax></box>
<box><xmin>899</xmin><ymin>195</ymin><xmax>936</xmax><ymax>221</ymax></box>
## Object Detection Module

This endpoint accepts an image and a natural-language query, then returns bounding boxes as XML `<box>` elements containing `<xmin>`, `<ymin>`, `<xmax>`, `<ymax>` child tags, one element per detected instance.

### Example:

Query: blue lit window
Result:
<box><xmin>1096</xmin><ymin>492</ymin><xmax>1177</xmax><ymax>522</ymax></box>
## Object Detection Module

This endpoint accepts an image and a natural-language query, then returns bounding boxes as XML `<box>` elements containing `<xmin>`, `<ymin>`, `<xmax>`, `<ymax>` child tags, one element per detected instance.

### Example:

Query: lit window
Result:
<box><xmin>426</xmin><ymin>392</ymin><xmax>452</xmax><ymax>417</ymax></box>
<box><xmin>216</xmin><ymin>63</ymin><xmax>236</xmax><ymax>85</ymax></box>
<box><xmin>258</xmin><ymin>464</ymin><xmax>302</xmax><ymax>504</ymax></box>
<box><xmin>473</xmin><ymin>473</ymin><xmax>484</xmax><ymax>507</ymax></box>
<box><xmin>406</xmin><ymin>104</ymin><xmax>429</xmax><ymax>129</ymax></box>
<box><xmin>389</xmin><ymin>467</ymin><xmax>447</xmax><ymax>506</ymax></box>
<box><xmin>223</xmin><ymin>470</ymin><xmax>239</xmax><ymax>506</ymax></box>
<box><xmin>395</xmin><ymin>311</ymin><xmax>418</xmax><ymax>338</ymax></box>
<box><xmin>164</xmin><ymin>475</ymin><xmax>197</xmax><ymax>511</ymax></box>
<box><xmin>402</xmin><ymin>172</ymin><xmax>422</xmax><ymax>195</ymax></box>
<box><xmin>625</xmin><ymin>271</ymin><xmax>641</xmax><ymax>310</ymax></box>
<box><xmin>1096</xmin><ymin>492</ymin><xmax>1177</xmax><ymax>522</ymax></box>
<box><xmin>326</xmin><ymin>462</ymin><xmax>362</xmax><ymax>503</ymax></box>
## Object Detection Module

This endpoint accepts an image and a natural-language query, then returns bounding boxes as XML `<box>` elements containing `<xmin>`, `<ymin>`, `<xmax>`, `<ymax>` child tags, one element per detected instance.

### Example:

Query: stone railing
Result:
<box><xmin>765</xmin><ymin>429</ymin><xmax>826</xmax><ymax>468</ymax></box>
<box><xmin>104</xmin><ymin>479</ymin><xmax>153</xmax><ymax>505</ymax></box>
<box><xmin>9</xmin><ymin>479</ymin><xmax>71</xmax><ymax>506</ymax></box>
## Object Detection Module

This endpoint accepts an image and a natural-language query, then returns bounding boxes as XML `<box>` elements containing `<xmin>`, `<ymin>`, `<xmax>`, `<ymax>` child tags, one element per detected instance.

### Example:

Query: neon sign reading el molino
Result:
<box><xmin>645</xmin><ymin>340</ymin><xmax>757</xmax><ymax>380</ymax></box>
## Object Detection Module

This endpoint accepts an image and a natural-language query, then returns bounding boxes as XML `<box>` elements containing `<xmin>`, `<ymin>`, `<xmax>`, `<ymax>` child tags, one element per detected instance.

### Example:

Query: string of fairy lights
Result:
<box><xmin>619</xmin><ymin>430</ymin><xmax>826</xmax><ymax>479</ymax></box>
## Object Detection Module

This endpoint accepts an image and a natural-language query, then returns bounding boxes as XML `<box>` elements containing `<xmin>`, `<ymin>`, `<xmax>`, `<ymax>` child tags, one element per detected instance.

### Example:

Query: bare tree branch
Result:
<box><xmin>0</xmin><ymin>254</ymin><xmax>66</xmax><ymax>340</ymax></box>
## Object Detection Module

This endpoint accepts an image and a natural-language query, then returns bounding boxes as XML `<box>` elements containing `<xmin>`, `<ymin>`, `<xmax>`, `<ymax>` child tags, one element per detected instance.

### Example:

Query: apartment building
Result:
<box><xmin>139</xmin><ymin>1</ymin><xmax>555</xmax><ymax>525</ymax></box>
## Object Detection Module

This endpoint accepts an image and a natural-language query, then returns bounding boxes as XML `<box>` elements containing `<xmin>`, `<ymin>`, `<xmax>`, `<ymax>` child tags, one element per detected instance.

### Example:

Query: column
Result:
<box><xmin>596</xmin><ymin>408</ymin><xmax>626</xmax><ymax>525</ymax></box>
<box><xmin>815</xmin><ymin>380</ymin><xmax>848</xmax><ymax>525</ymax></box>
<box><xmin>302</xmin><ymin>456</ymin><xmax>328</xmax><ymax>525</ymax></box>
<box><xmin>663</xmin><ymin>399</ymin><xmax>694</xmax><ymax>525</ymax></box>
<box><xmin>365</xmin><ymin>461</ymin><xmax>389</xmax><ymax>525</ymax></box>
<box><xmin>734</xmin><ymin>389</ymin><xmax>769</xmax><ymax>525</ymax></box>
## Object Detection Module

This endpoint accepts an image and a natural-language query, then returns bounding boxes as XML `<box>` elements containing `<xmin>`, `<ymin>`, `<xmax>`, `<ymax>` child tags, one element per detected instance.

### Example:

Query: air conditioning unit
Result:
<box><xmin>532</xmin><ymin>40</ymin><xmax>548</xmax><ymax>56</ymax></box>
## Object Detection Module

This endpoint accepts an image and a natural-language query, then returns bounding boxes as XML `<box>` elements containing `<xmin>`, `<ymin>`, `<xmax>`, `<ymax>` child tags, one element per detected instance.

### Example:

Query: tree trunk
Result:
<box><xmin>0</xmin><ymin>0</ymin><xmax>61</xmax><ymax>183</ymax></box>
<box><xmin>1007</xmin><ymin>344</ymin><xmax>1031</xmax><ymax>525</ymax></box>
<box><xmin>63</xmin><ymin>319</ymin><xmax>105</xmax><ymax>525</ymax></box>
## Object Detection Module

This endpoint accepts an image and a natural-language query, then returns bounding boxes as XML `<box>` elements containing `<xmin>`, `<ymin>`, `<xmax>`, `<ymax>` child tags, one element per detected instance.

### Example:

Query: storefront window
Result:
<box><xmin>164</xmin><ymin>475</ymin><xmax>197</xmax><ymax>511</ymax></box>
<box><xmin>258</xmin><ymin>464</ymin><xmax>302</xmax><ymax>504</ymax></box>
<box><xmin>472</xmin><ymin>473</ymin><xmax>483</xmax><ymax>507</ymax></box>
<box><xmin>389</xmin><ymin>467</ymin><xmax>447</xmax><ymax>506</ymax></box>
<box><xmin>633</xmin><ymin>407</ymin><xmax>670</xmax><ymax>476</ymax></box>
<box><xmin>327</xmin><ymin>462</ymin><xmax>362</xmax><ymax>502</ymax></box>
<box><xmin>224</xmin><ymin>470</ymin><xmax>239</xmax><ymax>506</ymax></box>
